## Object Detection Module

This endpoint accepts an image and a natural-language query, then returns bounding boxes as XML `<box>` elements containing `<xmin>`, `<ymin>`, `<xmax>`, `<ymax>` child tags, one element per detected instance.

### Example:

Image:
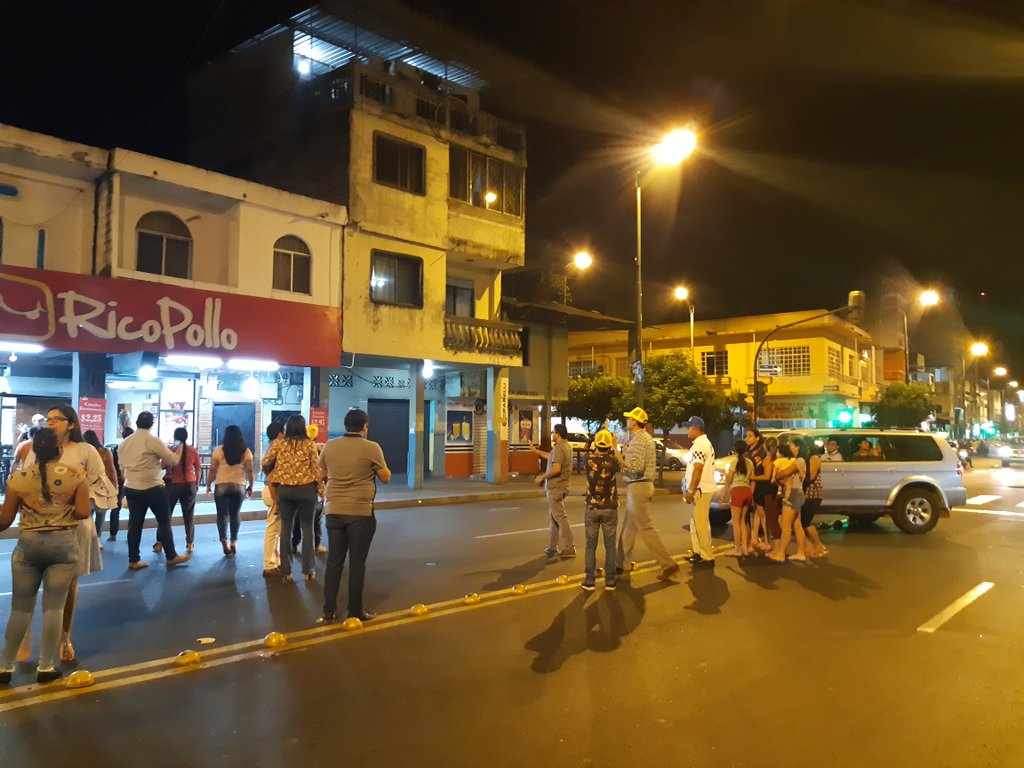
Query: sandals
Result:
<box><xmin>59</xmin><ymin>637</ymin><xmax>76</xmax><ymax>664</ymax></box>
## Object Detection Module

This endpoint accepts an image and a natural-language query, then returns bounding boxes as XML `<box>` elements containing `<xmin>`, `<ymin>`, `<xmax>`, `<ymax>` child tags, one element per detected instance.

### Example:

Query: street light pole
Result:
<box><xmin>634</xmin><ymin>172</ymin><xmax>644</xmax><ymax>407</ymax></box>
<box><xmin>689</xmin><ymin>301</ymin><xmax>695</xmax><ymax>365</ymax></box>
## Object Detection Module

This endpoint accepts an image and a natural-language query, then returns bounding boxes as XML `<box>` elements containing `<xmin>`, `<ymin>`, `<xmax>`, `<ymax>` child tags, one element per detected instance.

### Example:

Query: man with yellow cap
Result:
<box><xmin>617</xmin><ymin>407</ymin><xmax>680</xmax><ymax>581</ymax></box>
<box><xmin>582</xmin><ymin>429</ymin><xmax>621</xmax><ymax>591</ymax></box>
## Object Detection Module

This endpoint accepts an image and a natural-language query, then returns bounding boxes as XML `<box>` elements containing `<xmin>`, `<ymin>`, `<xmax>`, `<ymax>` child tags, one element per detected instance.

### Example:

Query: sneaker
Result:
<box><xmin>107</xmin><ymin>535</ymin><xmax>117</xmax><ymax>542</ymax></box>
<box><xmin>656</xmin><ymin>563</ymin><xmax>681</xmax><ymax>581</ymax></box>
<box><xmin>128</xmin><ymin>561</ymin><xmax>149</xmax><ymax>571</ymax></box>
<box><xmin>559</xmin><ymin>547</ymin><xmax>576</xmax><ymax>559</ymax></box>
<box><xmin>348</xmin><ymin>610</ymin><xmax>376</xmax><ymax>622</ymax></box>
<box><xmin>166</xmin><ymin>554</ymin><xmax>191</xmax><ymax>567</ymax></box>
<box><xmin>580</xmin><ymin>581</ymin><xmax>596</xmax><ymax>592</ymax></box>
<box><xmin>316</xmin><ymin>614</ymin><xmax>335</xmax><ymax>625</ymax></box>
<box><xmin>605</xmin><ymin>580</ymin><xmax>617</xmax><ymax>591</ymax></box>
<box><xmin>615</xmin><ymin>561</ymin><xmax>637</xmax><ymax>575</ymax></box>
<box><xmin>543</xmin><ymin>546</ymin><xmax>558</xmax><ymax>557</ymax></box>
<box><xmin>694</xmin><ymin>558</ymin><xmax>715</xmax><ymax>568</ymax></box>
<box><xmin>36</xmin><ymin>668</ymin><xmax>62</xmax><ymax>684</ymax></box>
<box><xmin>152</xmin><ymin>542</ymin><xmax>163</xmax><ymax>554</ymax></box>
<box><xmin>0</xmin><ymin>669</ymin><xmax>12</xmax><ymax>685</ymax></box>
<box><xmin>262</xmin><ymin>567</ymin><xmax>281</xmax><ymax>577</ymax></box>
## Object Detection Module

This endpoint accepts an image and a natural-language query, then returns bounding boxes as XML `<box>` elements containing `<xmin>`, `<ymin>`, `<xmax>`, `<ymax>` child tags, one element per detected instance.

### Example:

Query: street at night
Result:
<box><xmin>1</xmin><ymin>465</ymin><xmax>1023</xmax><ymax>766</ymax></box>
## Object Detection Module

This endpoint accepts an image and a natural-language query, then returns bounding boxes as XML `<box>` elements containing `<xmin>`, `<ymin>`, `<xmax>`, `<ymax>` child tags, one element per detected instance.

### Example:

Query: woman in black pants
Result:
<box><xmin>206</xmin><ymin>426</ymin><xmax>254</xmax><ymax>557</ymax></box>
<box><xmin>165</xmin><ymin>427</ymin><xmax>201</xmax><ymax>553</ymax></box>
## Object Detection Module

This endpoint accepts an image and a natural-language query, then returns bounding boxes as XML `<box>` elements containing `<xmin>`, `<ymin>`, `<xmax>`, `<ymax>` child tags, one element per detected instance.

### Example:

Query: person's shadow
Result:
<box><xmin>525</xmin><ymin>581</ymin><xmax>672</xmax><ymax>673</ymax></box>
<box><xmin>471</xmin><ymin>555</ymin><xmax>551</xmax><ymax>593</ymax></box>
<box><xmin>685</xmin><ymin>567</ymin><xmax>730</xmax><ymax>615</ymax></box>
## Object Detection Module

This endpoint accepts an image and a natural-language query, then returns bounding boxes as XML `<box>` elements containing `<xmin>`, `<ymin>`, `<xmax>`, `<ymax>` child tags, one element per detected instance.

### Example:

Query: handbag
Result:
<box><xmin>89</xmin><ymin>471</ymin><xmax>119</xmax><ymax>510</ymax></box>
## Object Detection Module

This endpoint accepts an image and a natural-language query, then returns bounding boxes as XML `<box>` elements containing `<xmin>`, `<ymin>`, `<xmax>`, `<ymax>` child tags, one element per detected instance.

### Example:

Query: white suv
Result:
<box><xmin>710</xmin><ymin>429</ymin><xmax>966</xmax><ymax>534</ymax></box>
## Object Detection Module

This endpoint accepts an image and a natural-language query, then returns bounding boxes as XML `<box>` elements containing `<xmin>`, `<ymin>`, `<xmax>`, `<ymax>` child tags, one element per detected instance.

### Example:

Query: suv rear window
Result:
<box><xmin>878</xmin><ymin>435</ymin><xmax>943</xmax><ymax>462</ymax></box>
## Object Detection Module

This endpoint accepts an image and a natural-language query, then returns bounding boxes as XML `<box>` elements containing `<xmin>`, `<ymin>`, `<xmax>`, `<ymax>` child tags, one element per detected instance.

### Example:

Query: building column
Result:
<box><xmin>486</xmin><ymin>366</ymin><xmax>510</xmax><ymax>484</ymax></box>
<box><xmin>407</xmin><ymin>362</ymin><xmax>425</xmax><ymax>489</ymax></box>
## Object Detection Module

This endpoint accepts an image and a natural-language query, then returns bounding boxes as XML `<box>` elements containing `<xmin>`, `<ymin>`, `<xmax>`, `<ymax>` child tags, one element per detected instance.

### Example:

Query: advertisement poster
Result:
<box><xmin>517</xmin><ymin>409</ymin><xmax>534</xmax><ymax>443</ymax></box>
<box><xmin>116</xmin><ymin>404</ymin><xmax>133</xmax><ymax>437</ymax></box>
<box><xmin>446</xmin><ymin>410</ymin><xmax>473</xmax><ymax>444</ymax></box>
<box><xmin>308</xmin><ymin>407</ymin><xmax>329</xmax><ymax>444</ymax></box>
<box><xmin>159</xmin><ymin>410</ymin><xmax>192</xmax><ymax>442</ymax></box>
<box><xmin>78</xmin><ymin>397</ymin><xmax>106</xmax><ymax>438</ymax></box>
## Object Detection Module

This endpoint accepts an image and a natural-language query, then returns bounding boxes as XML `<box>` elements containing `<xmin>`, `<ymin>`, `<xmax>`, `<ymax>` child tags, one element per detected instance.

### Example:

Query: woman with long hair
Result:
<box><xmin>768</xmin><ymin>438</ymin><xmax>809</xmax><ymax>563</ymax></box>
<box><xmin>262</xmin><ymin>414</ymin><xmax>323</xmax><ymax>582</ymax></box>
<box><xmin>166</xmin><ymin>427</ymin><xmax>201</xmax><ymax>553</ymax></box>
<box><xmin>19</xmin><ymin>406</ymin><xmax>107</xmax><ymax>665</ymax></box>
<box><xmin>746</xmin><ymin>428</ymin><xmax>774</xmax><ymax>553</ymax></box>
<box><xmin>802</xmin><ymin>442</ymin><xmax>828</xmax><ymax>557</ymax></box>
<box><xmin>721</xmin><ymin>440</ymin><xmax>754</xmax><ymax>555</ymax></box>
<box><xmin>206</xmin><ymin>425</ymin><xmax>254</xmax><ymax>557</ymax></box>
<box><xmin>0</xmin><ymin>428</ymin><xmax>92</xmax><ymax>685</ymax></box>
<box><xmin>82</xmin><ymin>430</ymin><xmax>118</xmax><ymax>548</ymax></box>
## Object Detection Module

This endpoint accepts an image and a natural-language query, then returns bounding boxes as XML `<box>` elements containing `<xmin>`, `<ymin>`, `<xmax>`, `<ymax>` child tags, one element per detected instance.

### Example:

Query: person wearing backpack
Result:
<box><xmin>581</xmin><ymin>430</ymin><xmax>621</xmax><ymax>592</ymax></box>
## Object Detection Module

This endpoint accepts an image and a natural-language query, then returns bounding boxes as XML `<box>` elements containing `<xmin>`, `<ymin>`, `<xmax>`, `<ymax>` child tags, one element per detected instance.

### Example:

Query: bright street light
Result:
<box><xmin>652</xmin><ymin>128</ymin><xmax>698</xmax><ymax>166</ymax></box>
<box><xmin>572</xmin><ymin>251</ymin><xmax>593</xmax><ymax>270</ymax></box>
<box><xmin>918</xmin><ymin>289</ymin><xmax>939</xmax><ymax>307</ymax></box>
<box><xmin>1010</xmin><ymin>380</ymin><xmax>1019</xmax><ymax>388</ymax></box>
<box><xmin>971</xmin><ymin>342</ymin><xmax>990</xmax><ymax>357</ymax></box>
<box><xmin>673</xmin><ymin>286</ymin><xmax>689</xmax><ymax>301</ymax></box>
<box><xmin>904</xmin><ymin>289</ymin><xmax>940</xmax><ymax>383</ymax></box>
<box><xmin>994</xmin><ymin>366</ymin><xmax>1008</xmax><ymax>377</ymax></box>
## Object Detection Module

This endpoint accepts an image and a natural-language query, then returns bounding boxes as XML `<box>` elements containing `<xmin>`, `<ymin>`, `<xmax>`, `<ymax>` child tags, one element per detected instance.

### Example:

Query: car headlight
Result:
<box><xmin>998</xmin><ymin>446</ymin><xmax>1012</xmax><ymax>458</ymax></box>
<box><xmin>713</xmin><ymin>469</ymin><xmax>724</xmax><ymax>485</ymax></box>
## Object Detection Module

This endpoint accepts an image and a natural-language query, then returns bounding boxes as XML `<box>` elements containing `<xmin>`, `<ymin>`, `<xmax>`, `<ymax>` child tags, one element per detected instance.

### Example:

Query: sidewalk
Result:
<box><xmin>0</xmin><ymin>472</ymin><xmax>684</xmax><ymax>539</ymax></box>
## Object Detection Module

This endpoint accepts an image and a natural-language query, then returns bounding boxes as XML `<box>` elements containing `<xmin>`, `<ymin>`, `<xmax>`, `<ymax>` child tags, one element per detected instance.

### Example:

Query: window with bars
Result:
<box><xmin>569</xmin><ymin>361</ymin><xmax>600</xmax><ymax>378</ymax></box>
<box><xmin>136</xmin><ymin>212</ymin><xmax>192</xmax><ymax>279</ymax></box>
<box><xmin>828</xmin><ymin>347</ymin><xmax>842</xmax><ymax>377</ymax></box>
<box><xmin>373</xmin><ymin>133</ymin><xmax>425</xmax><ymax>194</ymax></box>
<box><xmin>370</xmin><ymin>250</ymin><xmax>423</xmax><ymax>308</ymax></box>
<box><xmin>701</xmin><ymin>350</ymin><xmax>728</xmax><ymax>376</ymax></box>
<box><xmin>449</xmin><ymin>145</ymin><xmax>524</xmax><ymax>217</ymax></box>
<box><xmin>272</xmin><ymin>236</ymin><xmax>312</xmax><ymax>294</ymax></box>
<box><xmin>759</xmin><ymin>346</ymin><xmax>811</xmax><ymax>376</ymax></box>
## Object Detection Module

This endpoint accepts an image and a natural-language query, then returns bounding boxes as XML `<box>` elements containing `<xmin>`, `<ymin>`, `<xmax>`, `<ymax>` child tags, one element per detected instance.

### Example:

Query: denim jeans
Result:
<box><xmin>125</xmin><ymin>484</ymin><xmax>178</xmax><ymax>563</ymax></box>
<box><xmin>1</xmin><ymin>528</ymin><xmax>79</xmax><ymax>671</ymax></box>
<box><xmin>323</xmin><ymin>513</ymin><xmax>377</xmax><ymax>617</ymax></box>
<box><xmin>277</xmin><ymin>484</ymin><xmax>317</xmax><ymax>576</ymax></box>
<box><xmin>214</xmin><ymin>483</ymin><xmax>244</xmax><ymax>542</ymax></box>
<box><xmin>584</xmin><ymin>506</ymin><xmax>618</xmax><ymax>584</ymax></box>
<box><xmin>168</xmin><ymin>482</ymin><xmax>198</xmax><ymax>544</ymax></box>
<box><xmin>292</xmin><ymin>497</ymin><xmax>323</xmax><ymax>548</ymax></box>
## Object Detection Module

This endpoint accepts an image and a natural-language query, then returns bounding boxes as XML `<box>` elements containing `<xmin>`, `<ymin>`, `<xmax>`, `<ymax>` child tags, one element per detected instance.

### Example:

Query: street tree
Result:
<box><xmin>642</xmin><ymin>352</ymin><xmax>733</xmax><ymax>436</ymax></box>
<box><xmin>872</xmin><ymin>382</ymin><xmax>934</xmax><ymax>428</ymax></box>
<box><xmin>562</xmin><ymin>374</ymin><xmax>633</xmax><ymax>433</ymax></box>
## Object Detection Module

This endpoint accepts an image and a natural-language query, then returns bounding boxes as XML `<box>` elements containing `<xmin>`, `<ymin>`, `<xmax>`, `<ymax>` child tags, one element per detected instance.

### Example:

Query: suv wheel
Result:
<box><xmin>667</xmin><ymin>458</ymin><xmax>682</xmax><ymax>471</ymax></box>
<box><xmin>891</xmin><ymin>487</ymin><xmax>941</xmax><ymax>534</ymax></box>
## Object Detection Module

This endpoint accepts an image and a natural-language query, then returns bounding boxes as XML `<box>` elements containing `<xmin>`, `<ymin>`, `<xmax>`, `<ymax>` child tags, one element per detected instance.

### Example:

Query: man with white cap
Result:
<box><xmin>682</xmin><ymin>415</ymin><xmax>717</xmax><ymax>567</ymax></box>
<box><xmin>617</xmin><ymin>407</ymin><xmax>679</xmax><ymax>581</ymax></box>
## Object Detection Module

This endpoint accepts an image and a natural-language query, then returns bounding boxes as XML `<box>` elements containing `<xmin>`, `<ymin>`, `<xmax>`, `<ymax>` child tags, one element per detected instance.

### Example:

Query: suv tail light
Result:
<box><xmin>956</xmin><ymin>462</ymin><xmax>964</xmax><ymax>478</ymax></box>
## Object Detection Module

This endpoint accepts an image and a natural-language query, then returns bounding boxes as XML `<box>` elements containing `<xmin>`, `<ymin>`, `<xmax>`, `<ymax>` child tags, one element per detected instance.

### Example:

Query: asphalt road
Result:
<box><xmin>2</xmin><ymin>465</ymin><xmax>1024</xmax><ymax>767</ymax></box>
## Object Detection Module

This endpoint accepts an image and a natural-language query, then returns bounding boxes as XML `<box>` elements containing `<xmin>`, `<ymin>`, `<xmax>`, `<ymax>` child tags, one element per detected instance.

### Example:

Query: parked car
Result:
<box><xmin>655</xmin><ymin>438</ymin><xmax>687</xmax><ymax>470</ymax></box>
<box><xmin>564</xmin><ymin>432</ymin><xmax>592</xmax><ymax>452</ymax></box>
<box><xmin>996</xmin><ymin>438</ymin><xmax>1024</xmax><ymax>467</ymax></box>
<box><xmin>708</xmin><ymin>429</ymin><xmax>966</xmax><ymax>533</ymax></box>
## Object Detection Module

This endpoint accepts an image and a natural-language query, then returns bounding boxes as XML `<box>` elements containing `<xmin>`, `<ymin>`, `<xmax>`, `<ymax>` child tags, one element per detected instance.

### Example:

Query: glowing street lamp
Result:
<box><xmin>673</xmin><ymin>285</ymin><xmax>695</xmax><ymax>363</ymax></box>
<box><xmin>634</xmin><ymin>127</ymin><xmax>699</xmax><ymax>405</ymax></box>
<box><xmin>971</xmin><ymin>342</ymin><xmax>989</xmax><ymax>357</ymax></box>
<box><xmin>904</xmin><ymin>289</ymin><xmax>941</xmax><ymax>384</ymax></box>
<box><xmin>572</xmin><ymin>251</ymin><xmax>593</xmax><ymax>271</ymax></box>
<box><xmin>993</xmin><ymin>366</ymin><xmax>1008</xmax><ymax>377</ymax></box>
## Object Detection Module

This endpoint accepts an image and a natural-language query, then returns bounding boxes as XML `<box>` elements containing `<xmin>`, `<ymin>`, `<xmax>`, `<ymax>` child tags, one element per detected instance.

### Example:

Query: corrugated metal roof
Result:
<box><xmin>233</xmin><ymin>6</ymin><xmax>487</xmax><ymax>89</ymax></box>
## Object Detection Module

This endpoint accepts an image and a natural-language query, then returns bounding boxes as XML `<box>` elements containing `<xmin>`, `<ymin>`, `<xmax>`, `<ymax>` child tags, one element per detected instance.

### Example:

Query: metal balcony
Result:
<box><xmin>443</xmin><ymin>316</ymin><xmax>523</xmax><ymax>357</ymax></box>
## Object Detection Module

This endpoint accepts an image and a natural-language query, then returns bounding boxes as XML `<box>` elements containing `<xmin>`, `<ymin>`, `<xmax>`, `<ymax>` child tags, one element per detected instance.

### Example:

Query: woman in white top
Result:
<box><xmin>720</xmin><ymin>440</ymin><xmax>755</xmax><ymax>556</ymax></box>
<box><xmin>20</xmin><ymin>405</ymin><xmax>107</xmax><ymax>665</ymax></box>
<box><xmin>206</xmin><ymin>425</ymin><xmax>254</xmax><ymax>557</ymax></box>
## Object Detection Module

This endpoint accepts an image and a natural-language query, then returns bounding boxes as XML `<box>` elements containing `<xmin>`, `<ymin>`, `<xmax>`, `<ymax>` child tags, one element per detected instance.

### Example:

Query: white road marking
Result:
<box><xmin>488</xmin><ymin>507</ymin><xmax>522</xmax><ymax>512</ymax></box>
<box><xmin>917</xmin><ymin>582</ymin><xmax>995</xmax><ymax>634</ymax></box>
<box><xmin>952</xmin><ymin>507</ymin><xmax>1024</xmax><ymax>519</ymax></box>
<box><xmin>475</xmin><ymin>523</ymin><xmax>585</xmax><ymax>539</ymax></box>
<box><xmin>966</xmin><ymin>495</ymin><xmax>1003</xmax><ymax>505</ymax></box>
<box><xmin>0</xmin><ymin>577</ymin><xmax>132</xmax><ymax>598</ymax></box>
<box><xmin>1017</xmin><ymin>501</ymin><xmax>1024</xmax><ymax>509</ymax></box>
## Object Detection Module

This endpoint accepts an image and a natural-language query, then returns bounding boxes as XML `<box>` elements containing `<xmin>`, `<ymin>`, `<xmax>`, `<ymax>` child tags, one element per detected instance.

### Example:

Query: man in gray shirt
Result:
<box><xmin>118</xmin><ymin>411</ymin><xmax>189</xmax><ymax>569</ymax></box>
<box><xmin>530</xmin><ymin>423</ymin><xmax>575</xmax><ymax>558</ymax></box>
<box><xmin>317</xmin><ymin>408</ymin><xmax>391</xmax><ymax>623</ymax></box>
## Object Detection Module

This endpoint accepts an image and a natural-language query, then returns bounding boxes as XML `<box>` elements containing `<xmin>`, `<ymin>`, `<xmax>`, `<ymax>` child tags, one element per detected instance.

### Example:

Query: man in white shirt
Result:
<box><xmin>821</xmin><ymin>439</ymin><xmax>845</xmax><ymax>462</ymax></box>
<box><xmin>118</xmin><ymin>411</ymin><xmax>189</xmax><ymax>569</ymax></box>
<box><xmin>682</xmin><ymin>415</ymin><xmax>717</xmax><ymax>566</ymax></box>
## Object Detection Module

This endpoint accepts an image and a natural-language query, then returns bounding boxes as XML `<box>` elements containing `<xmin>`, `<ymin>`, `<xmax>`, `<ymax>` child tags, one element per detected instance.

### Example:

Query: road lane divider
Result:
<box><xmin>0</xmin><ymin>543</ymin><xmax>733</xmax><ymax>713</ymax></box>
<box><xmin>917</xmin><ymin>582</ymin><xmax>995</xmax><ymax>634</ymax></box>
<box><xmin>965</xmin><ymin>495</ymin><xmax>1003</xmax><ymax>505</ymax></box>
<box><xmin>952</xmin><ymin>507</ymin><xmax>1024</xmax><ymax>519</ymax></box>
<box><xmin>475</xmin><ymin>523</ymin><xmax>585</xmax><ymax>540</ymax></box>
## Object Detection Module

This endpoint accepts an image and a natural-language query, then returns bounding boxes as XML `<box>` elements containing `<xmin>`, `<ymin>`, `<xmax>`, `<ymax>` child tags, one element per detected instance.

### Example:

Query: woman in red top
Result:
<box><xmin>165</xmin><ymin>427</ymin><xmax>201</xmax><ymax>553</ymax></box>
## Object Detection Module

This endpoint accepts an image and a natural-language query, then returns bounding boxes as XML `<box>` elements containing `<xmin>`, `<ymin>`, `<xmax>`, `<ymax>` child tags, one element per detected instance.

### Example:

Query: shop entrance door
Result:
<box><xmin>368</xmin><ymin>398</ymin><xmax>408</xmax><ymax>476</ymax></box>
<box><xmin>212</xmin><ymin>402</ymin><xmax>257</xmax><ymax>457</ymax></box>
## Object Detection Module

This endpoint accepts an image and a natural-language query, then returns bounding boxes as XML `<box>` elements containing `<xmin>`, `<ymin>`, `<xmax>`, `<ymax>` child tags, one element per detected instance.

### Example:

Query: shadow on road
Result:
<box><xmin>472</xmin><ymin>555</ymin><xmax>551</xmax><ymax>593</ymax></box>
<box><xmin>729</xmin><ymin>556</ymin><xmax>880</xmax><ymax>601</ymax></box>
<box><xmin>525</xmin><ymin>580</ymin><xmax>672</xmax><ymax>673</ymax></box>
<box><xmin>685</xmin><ymin>567</ymin><xmax>730</xmax><ymax>615</ymax></box>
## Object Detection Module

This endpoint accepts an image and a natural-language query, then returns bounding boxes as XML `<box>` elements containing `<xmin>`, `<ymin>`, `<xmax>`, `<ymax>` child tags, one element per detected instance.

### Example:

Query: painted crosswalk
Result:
<box><xmin>966</xmin><ymin>495</ymin><xmax>1003</xmax><ymax>505</ymax></box>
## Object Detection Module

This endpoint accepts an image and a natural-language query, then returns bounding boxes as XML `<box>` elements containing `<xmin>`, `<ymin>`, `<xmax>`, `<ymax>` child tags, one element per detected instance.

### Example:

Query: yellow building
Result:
<box><xmin>569</xmin><ymin>310</ymin><xmax>880</xmax><ymax>429</ymax></box>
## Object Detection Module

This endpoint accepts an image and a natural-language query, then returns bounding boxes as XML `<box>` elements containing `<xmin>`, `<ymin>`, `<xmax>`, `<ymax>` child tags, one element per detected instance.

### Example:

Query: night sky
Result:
<box><xmin>2</xmin><ymin>0</ymin><xmax>1022</xmax><ymax>373</ymax></box>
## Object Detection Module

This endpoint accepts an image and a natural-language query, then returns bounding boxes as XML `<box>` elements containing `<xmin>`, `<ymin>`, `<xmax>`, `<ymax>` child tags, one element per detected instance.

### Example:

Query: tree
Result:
<box><xmin>872</xmin><ymin>382</ymin><xmax>934</xmax><ymax>428</ymax></box>
<box><xmin>642</xmin><ymin>352</ymin><xmax>734</xmax><ymax>436</ymax></box>
<box><xmin>562</xmin><ymin>375</ymin><xmax>633</xmax><ymax>433</ymax></box>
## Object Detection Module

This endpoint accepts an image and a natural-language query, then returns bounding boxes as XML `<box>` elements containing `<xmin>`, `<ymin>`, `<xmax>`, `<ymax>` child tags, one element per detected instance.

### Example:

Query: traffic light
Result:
<box><xmin>836</xmin><ymin>408</ymin><xmax>855</xmax><ymax>427</ymax></box>
<box><xmin>846</xmin><ymin>291</ymin><xmax>865</xmax><ymax>325</ymax></box>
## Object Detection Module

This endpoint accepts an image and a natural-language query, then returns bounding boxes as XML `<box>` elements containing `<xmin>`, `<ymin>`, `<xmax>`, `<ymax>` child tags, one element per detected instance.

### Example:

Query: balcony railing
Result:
<box><xmin>444</xmin><ymin>316</ymin><xmax>523</xmax><ymax>357</ymax></box>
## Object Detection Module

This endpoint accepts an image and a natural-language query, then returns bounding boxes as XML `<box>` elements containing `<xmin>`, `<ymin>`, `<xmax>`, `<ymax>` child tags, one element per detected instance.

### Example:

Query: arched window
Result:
<box><xmin>136</xmin><ymin>212</ymin><xmax>192</xmax><ymax>279</ymax></box>
<box><xmin>273</xmin><ymin>235</ymin><xmax>311</xmax><ymax>294</ymax></box>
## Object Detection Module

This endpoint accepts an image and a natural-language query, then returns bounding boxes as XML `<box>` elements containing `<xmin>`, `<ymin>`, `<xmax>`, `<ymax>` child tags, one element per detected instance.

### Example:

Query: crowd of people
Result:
<box><xmin>0</xmin><ymin>404</ymin><xmax>392</xmax><ymax>686</ymax></box>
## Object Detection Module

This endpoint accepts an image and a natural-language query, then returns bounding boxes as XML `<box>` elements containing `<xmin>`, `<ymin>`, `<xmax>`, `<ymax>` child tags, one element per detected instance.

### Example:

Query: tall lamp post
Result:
<box><xmin>963</xmin><ymin>341</ymin><xmax>989</xmax><ymax>437</ymax></box>
<box><xmin>634</xmin><ymin>128</ymin><xmax>698</xmax><ymax>406</ymax></box>
<box><xmin>904</xmin><ymin>289</ymin><xmax>940</xmax><ymax>383</ymax></box>
<box><xmin>673</xmin><ymin>285</ymin><xmax>695</xmax><ymax>364</ymax></box>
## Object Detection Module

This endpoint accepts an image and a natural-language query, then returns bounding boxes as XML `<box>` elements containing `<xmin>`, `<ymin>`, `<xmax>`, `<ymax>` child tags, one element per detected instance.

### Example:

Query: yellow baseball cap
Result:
<box><xmin>622</xmin><ymin>407</ymin><xmax>648</xmax><ymax>424</ymax></box>
<box><xmin>593</xmin><ymin>430</ymin><xmax>615</xmax><ymax>449</ymax></box>
<box><xmin>306</xmin><ymin>424</ymin><xmax>320</xmax><ymax>439</ymax></box>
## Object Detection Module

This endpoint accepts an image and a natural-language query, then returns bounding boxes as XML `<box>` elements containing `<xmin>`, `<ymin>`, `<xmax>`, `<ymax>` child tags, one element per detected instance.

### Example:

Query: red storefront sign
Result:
<box><xmin>78</xmin><ymin>397</ymin><xmax>106</xmax><ymax>436</ymax></box>
<box><xmin>0</xmin><ymin>265</ymin><xmax>342</xmax><ymax>367</ymax></box>
<box><xmin>308</xmin><ymin>407</ymin><xmax>329</xmax><ymax>444</ymax></box>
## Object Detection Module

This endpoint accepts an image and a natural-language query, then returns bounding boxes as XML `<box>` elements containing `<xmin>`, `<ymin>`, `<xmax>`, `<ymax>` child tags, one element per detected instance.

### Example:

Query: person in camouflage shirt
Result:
<box><xmin>581</xmin><ymin>430</ymin><xmax>621</xmax><ymax>592</ymax></box>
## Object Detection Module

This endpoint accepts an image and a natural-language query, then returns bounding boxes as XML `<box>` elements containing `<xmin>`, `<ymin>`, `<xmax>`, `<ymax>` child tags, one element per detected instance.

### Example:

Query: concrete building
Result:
<box><xmin>569</xmin><ymin>309</ymin><xmax>879</xmax><ymax>430</ymax></box>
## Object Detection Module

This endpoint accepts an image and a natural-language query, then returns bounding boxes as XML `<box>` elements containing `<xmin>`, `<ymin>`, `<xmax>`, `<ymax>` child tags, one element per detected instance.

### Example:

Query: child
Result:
<box><xmin>582</xmin><ymin>430</ymin><xmax>621</xmax><ymax>592</ymax></box>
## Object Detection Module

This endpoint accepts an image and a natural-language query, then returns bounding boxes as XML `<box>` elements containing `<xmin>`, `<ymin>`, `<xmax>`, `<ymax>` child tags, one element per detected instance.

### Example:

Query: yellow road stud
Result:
<box><xmin>175</xmin><ymin>650</ymin><xmax>201</xmax><ymax>667</ymax></box>
<box><xmin>341</xmin><ymin>617</ymin><xmax>363</xmax><ymax>631</ymax></box>
<box><xmin>65</xmin><ymin>670</ymin><xmax>95</xmax><ymax>689</ymax></box>
<box><xmin>463</xmin><ymin>593</ymin><xmax>481</xmax><ymax>604</ymax></box>
<box><xmin>410</xmin><ymin>603</ymin><xmax>429</xmax><ymax>617</ymax></box>
<box><xmin>555</xmin><ymin>575</ymin><xmax>569</xmax><ymax>585</ymax></box>
<box><xmin>512</xmin><ymin>584</ymin><xmax>527</xmax><ymax>595</ymax></box>
<box><xmin>263</xmin><ymin>632</ymin><xmax>287</xmax><ymax>649</ymax></box>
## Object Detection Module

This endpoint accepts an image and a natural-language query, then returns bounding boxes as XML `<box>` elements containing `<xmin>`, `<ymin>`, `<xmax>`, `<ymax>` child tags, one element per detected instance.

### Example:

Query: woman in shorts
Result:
<box><xmin>768</xmin><ymin>438</ymin><xmax>808</xmax><ymax>562</ymax></box>
<box><xmin>721</xmin><ymin>440</ymin><xmax>754</xmax><ymax>555</ymax></box>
